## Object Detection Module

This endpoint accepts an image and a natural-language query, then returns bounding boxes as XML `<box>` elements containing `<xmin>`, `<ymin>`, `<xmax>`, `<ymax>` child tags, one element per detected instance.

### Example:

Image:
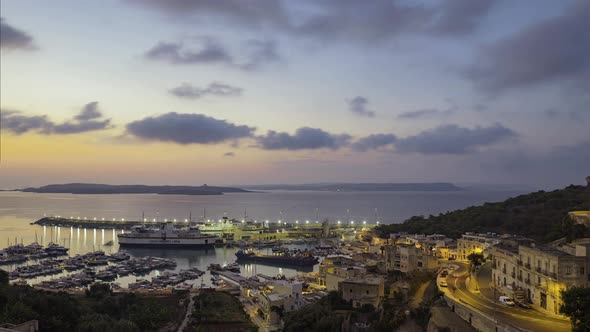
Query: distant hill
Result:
<box><xmin>375</xmin><ymin>184</ymin><xmax>590</xmax><ymax>242</ymax></box>
<box><xmin>241</xmin><ymin>182</ymin><xmax>462</xmax><ymax>192</ymax></box>
<box><xmin>17</xmin><ymin>183</ymin><xmax>250</xmax><ymax>195</ymax></box>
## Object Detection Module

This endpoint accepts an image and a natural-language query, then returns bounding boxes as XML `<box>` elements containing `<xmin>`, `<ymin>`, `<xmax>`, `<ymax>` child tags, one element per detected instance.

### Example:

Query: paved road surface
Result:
<box><xmin>439</xmin><ymin>263</ymin><xmax>571</xmax><ymax>332</ymax></box>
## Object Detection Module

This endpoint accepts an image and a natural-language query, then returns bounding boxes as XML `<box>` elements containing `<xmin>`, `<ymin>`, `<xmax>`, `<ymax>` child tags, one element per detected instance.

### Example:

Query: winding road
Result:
<box><xmin>439</xmin><ymin>262</ymin><xmax>571</xmax><ymax>332</ymax></box>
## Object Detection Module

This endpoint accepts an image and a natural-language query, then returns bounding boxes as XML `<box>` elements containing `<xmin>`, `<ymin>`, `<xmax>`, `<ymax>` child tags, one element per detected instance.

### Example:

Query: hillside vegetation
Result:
<box><xmin>375</xmin><ymin>185</ymin><xmax>590</xmax><ymax>242</ymax></box>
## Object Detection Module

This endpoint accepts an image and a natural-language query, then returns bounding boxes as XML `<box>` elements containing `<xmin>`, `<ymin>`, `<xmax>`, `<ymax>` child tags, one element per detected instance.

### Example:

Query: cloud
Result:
<box><xmin>145</xmin><ymin>40</ymin><xmax>232</xmax><ymax>65</ymax></box>
<box><xmin>465</xmin><ymin>0</ymin><xmax>590</xmax><ymax>93</ymax></box>
<box><xmin>429</xmin><ymin>0</ymin><xmax>496</xmax><ymax>35</ymax></box>
<box><xmin>395</xmin><ymin>124</ymin><xmax>517</xmax><ymax>154</ymax></box>
<box><xmin>126</xmin><ymin>0</ymin><xmax>288</xmax><ymax>28</ymax></box>
<box><xmin>351</xmin><ymin>134</ymin><xmax>397</xmax><ymax>152</ymax></box>
<box><xmin>224</xmin><ymin>152</ymin><xmax>236</xmax><ymax>157</ymax></box>
<box><xmin>169</xmin><ymin>82</ymin><xmax>243</xmax><ymax>99</ymax></box>
<box><xmin>0</xmin><ymin>111</ymin><xmax>52</xmax><ymax>134</ymax></box>
<box><xmin>145</xmin><ymin>38</ymin><xmax>280</xmax><ymax>70</ymax></box>
<box><xmin>128</xmin><ymin>1</ymin><xmax>492</xmax><ymax>44</ymax></box>
<box><xmin>74</xmin><ymin>102</ymin><xmax>102</xmax><ymax>121</ymax></box>
<box><xmin>348</xmin><ymin>96</ymin><xmax>375</xmax><ymax>118</ymax></box>
<box><xmin>1</xmin><ymin>102</ymin><xmax>111</xmax><ymax>135</ymax></box>
<box><xmin>0</xmin><ymin>18</ymin><xmax>36</xmax><ymax>50</ymax></box>
<box><xmin>126</xmin><ymin>112</ymin><xmax>255</xmax><ymax>144</ymax></box>
<box><xmin>257</xmin><ymin>127</ymin><xmax>351</xmax><ymax>150</ymax></box>
<box><xmin>398</xmin><ymin>109</ymin><xmax>440</xmax><ymax>119</ymax></box>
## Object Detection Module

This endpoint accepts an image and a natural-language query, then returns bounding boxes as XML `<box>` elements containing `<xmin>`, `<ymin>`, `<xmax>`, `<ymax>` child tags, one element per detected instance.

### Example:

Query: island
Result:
<box><xmin>240</xmin><ymin>182</ymin><xmax>462</xmax><ymax>192</ymax></box>
<box><xmin>15</xmin><ymin>183</ymin><xmax>250</xmax><ymax>195</ymax></box>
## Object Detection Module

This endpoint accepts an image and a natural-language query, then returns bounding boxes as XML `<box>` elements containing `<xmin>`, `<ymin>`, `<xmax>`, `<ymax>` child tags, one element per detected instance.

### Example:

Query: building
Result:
<box><xmin>318</xmin><ymin>255</ymin><xmax>364</xmax><ymax>288</ymax></box>
<box><xmin>338</xmin><ymin>276</ymin><xmax>385</xmax><ymax>309</ymax></box>
<box><xmin>491</xmin><ymin>237</ymin><xmax>590</xmax><ymax>315</ymax></box>
<box><xmin>384</xmin><ymin>243</ymin><xmax>439</xmax><ymax>273</ymax></box>
<box><xmin>569</xmin><ymin>211</ymin><xmax>590</xmax><ymax>224</ymax></box>
<box><xmin>258</xmin><ymin>280</ymin><xmax>304</xmax><ymax>329</ymax></box>
<box><xmin>457</xmin><ymin>232</ymin><xmax>501</xmax><ymax>261</ymax></box>
<box><xmin>325</xmin><ymin>266</ymin><xmax>367</xmax><ymax>291</ymax></box>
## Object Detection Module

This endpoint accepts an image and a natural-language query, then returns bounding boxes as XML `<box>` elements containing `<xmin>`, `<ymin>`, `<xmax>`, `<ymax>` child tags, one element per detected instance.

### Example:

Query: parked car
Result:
<box><xmin>499</xmin><ymin>296</ymin><xmax>515</xmax><ymax>306</ymax></box>
<box><xmin>516</xmin><ymin>301</ymin><xmax>531</xmax><ymax>309</ymax></box>
<box><xmin>439</xmin><ymin>280</ymin><xmax>448</xmax><ymax>287</ymax></box>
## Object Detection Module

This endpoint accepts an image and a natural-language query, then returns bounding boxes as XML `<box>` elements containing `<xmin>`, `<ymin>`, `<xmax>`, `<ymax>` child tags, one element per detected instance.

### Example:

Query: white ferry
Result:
<box><xmin>118</xmin><ymin>222</ymin><xmax>220</xmax><ymax>248</ymax></box>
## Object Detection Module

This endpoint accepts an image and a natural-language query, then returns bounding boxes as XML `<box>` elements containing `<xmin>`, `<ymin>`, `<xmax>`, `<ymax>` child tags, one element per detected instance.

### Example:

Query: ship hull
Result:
<box><xmin>118</xmin><ymin>237</ymin><xmax>217</xmax><ymax>248</ymax></box>
<box><xmin>235</xmin><ymin>252</ymin><xmax>318</xmax><ymax>266</ymax></box>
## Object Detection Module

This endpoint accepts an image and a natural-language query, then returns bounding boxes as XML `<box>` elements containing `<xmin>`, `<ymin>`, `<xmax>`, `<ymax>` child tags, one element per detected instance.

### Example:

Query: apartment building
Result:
<box><xmin>457</xmin><ymin>232</ymin><xmax>501</xmax><ymax>261</ymax></box>
<box><xmin>259</xmin><ymin>280</ymin><xmax>304</xmax><ymax>327</ymax></box>
<box><xmin>384</xmin><ymin>243</ymin><xmax>439</xmax><ymax>273</ymax></box>
<box><xmin>491</xmin><ymin>239</ymin><xmax>590</xmax><ymax>315</ymax></box>
<box><xmin>339</xmin><ymin>276</ymin><xmax>385</xmax><ymax>309</ymax></box>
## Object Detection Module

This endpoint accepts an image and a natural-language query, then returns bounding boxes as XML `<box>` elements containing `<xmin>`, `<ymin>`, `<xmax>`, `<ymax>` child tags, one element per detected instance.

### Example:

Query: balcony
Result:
<box><xmin>517</xmin><ymin>275</ymin><xmax>523</xmax><ymax>281</ymax></box>
<box><xmin>536</xmin><ymin>267</ymin><xmax>541</xmax><ymax>273</ymax></box>
<box><xmin>502</xmin><ymin>268</ymin><xmax>506</xmax><ymax>274</ymax></box>
<box><xmin>517</xmin><ymin>260</ymin><xmax>523</xmax><ymax>266</ymax></box>
<box><xmin>511</xmin><ymin>272</ymin><xmax>516</xmax><ymax>278</ymax></box>
<box><xmin>525</xmin><ymin>279</ymin><xmax>531</xmax><ymax>285</ymax></box>
<box><xmin>525</xmin><ymin>263</ymin><xmax>531</xmax><ymax>269</ymax></box>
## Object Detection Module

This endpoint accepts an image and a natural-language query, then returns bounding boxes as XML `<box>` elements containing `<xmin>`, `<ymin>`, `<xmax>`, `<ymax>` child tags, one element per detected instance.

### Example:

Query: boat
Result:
<box><xmin>104</xmin><ymin>240</ymin><xmax>114</xmax><ymax>246</ymax></box>
<box><xmin>118</xmin><ymin>222</ymin><xmax>221</xmax><ymax>248</ymax></box>
<box><xmin>235</xmin><ymin>249</ymin><xmax>319</xmax><ymax>266</ymax></box>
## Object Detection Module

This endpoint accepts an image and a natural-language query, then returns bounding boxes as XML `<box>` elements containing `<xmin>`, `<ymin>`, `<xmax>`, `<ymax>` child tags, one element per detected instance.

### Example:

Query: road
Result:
<box><xmin>177</xmin><ymin>292</ymin><xmax>195</xmax><ymax>332</ymax></box>
<box><xmin>439</xmin><ymin>262</ymin><xmax>571</xmax><ymax>332</ymax></box>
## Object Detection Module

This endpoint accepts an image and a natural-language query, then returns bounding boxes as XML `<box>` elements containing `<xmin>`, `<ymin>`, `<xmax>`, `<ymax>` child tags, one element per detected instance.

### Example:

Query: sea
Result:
<box><xmin>0</xmin><ymin>189</ymin><xmax>525</xmax><ymax>286</ymax></box>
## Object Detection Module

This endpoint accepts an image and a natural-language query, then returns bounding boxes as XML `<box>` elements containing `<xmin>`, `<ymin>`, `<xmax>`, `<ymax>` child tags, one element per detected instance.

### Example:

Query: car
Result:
<box><xmin>440</xmin><ymin>270</ymin><xmax>449</xmax><ymax>277</ymax></box>
<box><xmin>439</xmin><ymin>280</ymin><xmax>448</xmax><ymax>287</ymax></box>
<box><xmin>516</xmin><ymin>301</ymin><xmax>531</xmax><ymax>309</ymax></box>
<box><xmin>499</xmin><ymin>296</ymin><xmax>515</xmax><ymax>306</ymax></box>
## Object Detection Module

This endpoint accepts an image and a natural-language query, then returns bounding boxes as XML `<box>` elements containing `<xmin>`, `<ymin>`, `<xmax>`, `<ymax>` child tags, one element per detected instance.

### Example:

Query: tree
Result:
<box><xmin>0</xmin><ymin>270</ymin><xmax>8</xmax><ymax>286</ymax></box>
<box><xmin>560</xmin><ymin>287</ymin><xmax>590</xmax><ymax>332</ymax></box>
<box><xmin>467</xmin><ymin>253</ymin><xmax>485</xmax><ymax>267</ymax></box>
<box><xmin>86</xmin><ymin>282</ymin><xmax>111</xmax><ymax>299</ymax></box>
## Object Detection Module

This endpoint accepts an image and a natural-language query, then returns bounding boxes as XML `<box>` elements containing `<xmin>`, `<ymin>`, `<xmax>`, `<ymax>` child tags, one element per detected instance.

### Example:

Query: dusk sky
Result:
<box><xmin>1</xmin><ymin>0</ymin><xmax>588</xmax><ymax>189</ymax></box>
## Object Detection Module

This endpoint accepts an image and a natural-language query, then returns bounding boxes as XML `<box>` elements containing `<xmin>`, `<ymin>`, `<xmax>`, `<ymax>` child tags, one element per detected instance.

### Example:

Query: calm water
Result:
<box><xmin>0</xmin><ymin>190</ymin><xmax>524</xmax><ymax>285</ymax></box>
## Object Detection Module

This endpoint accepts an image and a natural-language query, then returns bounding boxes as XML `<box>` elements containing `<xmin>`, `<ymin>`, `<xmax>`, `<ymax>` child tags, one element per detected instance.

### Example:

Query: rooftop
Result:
<box><xmin>341</xmin><ymin>276</ymin><xmax>384</xmax><ymax>286</ymax></box>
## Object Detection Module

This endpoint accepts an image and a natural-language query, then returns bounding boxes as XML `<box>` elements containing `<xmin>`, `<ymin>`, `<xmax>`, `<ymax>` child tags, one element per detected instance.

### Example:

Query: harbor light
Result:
<box><xmin>102</xmin><ymin>218</ymin><xmax>105</xmax><ymax>221</ymax></box>
<box><xmin>363</xmin><ymin>220</ymin><xmax>366</xmax><ymax>225</ymax></box>
<box><xmin>316</xmin><ymin>220</ymin><xmax>319</xmax><ymax>224</ymax></box>
<box><xmin>351</xmin><ymin>221</ymin><xmax>354</xmax><ymax>225</ymax></box>
<box><xmin>295</xmin><ymin>220</ymin><xmax>299</xmax><ymax>224</ymax></box>
<box><xmin>144</xmin><ymin>218</ymin><xmax>147</xmax><ymax>222</ymax></box>
<box><xmin>337</xmin><ymin>220</ymin><xmax>341</xmax><ymax>224</ymax></box>
<box><xmin>70</xmin><ymin>216</ymin><xmax>73</xmax><ymax>219</ymax></box>
<box><xmin>241</xmin><ymin>219</ymin><xmax>245</xmax><ymax>223</ymax></box>
<box><xmin>83</xmin><ymin>217</ymin><xmax>87</xmax><ymax>220</ymax></box>
<box><xmin>113</xmin><ymin>218</ymin><xmax>116</xmax><ymax>221</ymax></box>
<box><xmin>122</xmin><ymin>218</ymin><xmax>125</xmax><ymax>221</ymax></box>
<box><xmin>153</xmin><ymin>218</ymin><xmax>156</xmax><ymax>222</ymax></box>
<box><xmin>94</xmin><ymin>217</ymin><xmax>97</xmax><ymax>220</ymax></box>
<box><xmin>376</xmin><ymin>221</ymin><xmax>380</xmax><ymax>224</ymax></box>
<box><xmin>173</xmin><ymin>219</ymin><xmax>177</xmax><ymax>222</ymax></box>
<box><xmin>306</xmin><ymin>220</ymin><xmax>309</xmax><ymax>224</ymax></box>
<box><xmin>164</xmin><ymin>219</ymin><xmax>168</xmax><ymax>222</ymax></box>
<box><xmin>184</xmin><ymin>219</ymin><xmax>188</xmax><ymax>222</ymax></box>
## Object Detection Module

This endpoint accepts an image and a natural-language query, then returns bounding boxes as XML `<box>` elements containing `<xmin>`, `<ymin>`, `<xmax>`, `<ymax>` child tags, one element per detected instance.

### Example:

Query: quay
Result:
<box><xmin>32</xmin><ymin>216</ymin><xmax>376</xmax><ymax>239</ymax></box>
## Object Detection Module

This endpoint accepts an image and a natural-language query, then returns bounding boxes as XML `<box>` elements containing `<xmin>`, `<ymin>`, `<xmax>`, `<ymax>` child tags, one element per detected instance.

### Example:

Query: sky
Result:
<box><xmin>0</xmin><ymin>0</ymin><xmax>588</xmax><ymax>189</ymax></box>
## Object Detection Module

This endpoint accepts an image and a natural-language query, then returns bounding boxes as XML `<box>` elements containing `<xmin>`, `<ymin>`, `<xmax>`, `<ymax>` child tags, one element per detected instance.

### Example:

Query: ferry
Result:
<box><xmin>235</xmin><ymin>249</ymin><xmax>319</xmax><ymax>266</ymax></box>
<box><xmin>118</xmin><ymin>222</ymin><xmax>220</xmax><ymax>248</ymax></box>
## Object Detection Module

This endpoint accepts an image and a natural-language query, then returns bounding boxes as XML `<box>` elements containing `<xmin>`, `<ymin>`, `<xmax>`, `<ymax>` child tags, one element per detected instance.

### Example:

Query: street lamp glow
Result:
<box><xmin>94</xmin><ymin>217</ymin><xmax>97</xmax><ymax>220</ymax></box>
<box><xmin>363</xmin><ymin>220</ymin><xmax>366</xmax><ymax>225</ymax></box>
<box><xmin>184</xmin><ymin>219</ymin><xmax>188</xmax><ymax>222</ymax></box>
<box><xmin>153</xmin><ymin>218</ymin><xmax>156</xmax><ymax>222</ymax></box>
<box><xmin>164</xmin><ymin>219</ymin><xmax>168</xmax><ymax>222</ymax></box>
<box><xmin>173</xmin><ymin>219</ymin><xmax>177</xmax><ymax>222</ymax></box>
<box><xmin>295</xmin><ymin>220</ymin><xmax>299</xmax><ymax>224</ymax></box>
<box><xmin>144</xmin><ymin>218</ymin><xmax>147</xmax><ymax>222</ymax></box>
<box><xmin>337</xmin><ymin>220</ymin><xmax>341</xmax><ymax>224</ymax></box>
<box><xmin>306</xmin><ymin>220</ymin><xmax>309</xmax><ymax>224</ymax></box>
<box><xmin>102</xmin><ymin>218</ymin><xmax>105</xmax><ymax>221</ymax></box>
<box><xmin>122</xmin><ymin>218</ymin><xmax>125</xmax><ymax>221</ymax></box>
<box><xmin>350</xmin><ymin>221</ymin><xmax>354</xmax><ymax>225</ymax></box>
<box><xmin>241</xmin><ymin>219</ymin><xmax>245</xmax><ymax>223</ymax></box>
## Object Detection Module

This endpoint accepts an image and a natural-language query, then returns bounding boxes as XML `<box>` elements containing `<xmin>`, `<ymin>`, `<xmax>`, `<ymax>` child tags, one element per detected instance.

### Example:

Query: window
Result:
<box><xmin>581</xmin><ymin>267</ymin><xmax>585</xmax><ymax>275</ymax></box>
<box><xmin>350</xmin><ymin>289</ymin><xmax>353</xmax><ymax>293</ymax></box>
<box><xmin>366</xmin><ymin>290</ymin><xmax>369</xmax><ymax>295</ymax></box>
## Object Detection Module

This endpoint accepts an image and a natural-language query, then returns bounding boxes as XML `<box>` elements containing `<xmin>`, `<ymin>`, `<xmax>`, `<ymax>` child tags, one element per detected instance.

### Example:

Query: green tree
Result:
<box><xmin>86</xmin><ymin>282</ymin><xmax>111</xmax><ymax>299</ymax></box>
<box><xmin>0</xmin><ymin>270</ymin><xmax>8</xmax><ymax>286</ymax></box>
<box><xmin>467</xmin><ymin>253</ymin><xmax>485</xmax><ymax>267</ymax></box>
<box><xmin>560</xmin><ymin>287</ymin><xmax>590</xmax><ymax>332</ymax></box>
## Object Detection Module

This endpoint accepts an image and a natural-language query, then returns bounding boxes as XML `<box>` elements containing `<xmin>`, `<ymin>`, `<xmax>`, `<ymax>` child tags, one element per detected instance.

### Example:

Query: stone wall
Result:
<box><xmin>442</xmin><ymin>296</ymin><xmax>523</xmax><ymax>332</ymax></box>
